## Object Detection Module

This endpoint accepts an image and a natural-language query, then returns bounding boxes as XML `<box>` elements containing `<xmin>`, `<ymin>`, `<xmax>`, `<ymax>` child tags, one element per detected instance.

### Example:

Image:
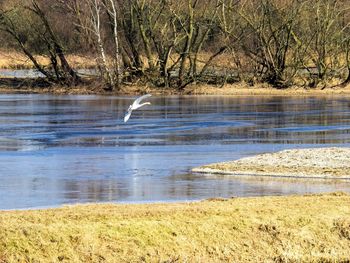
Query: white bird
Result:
<box><xmin>124</xmin><ymin>94</ymin><xmax>152</xmax><ymax>122</ymax></box>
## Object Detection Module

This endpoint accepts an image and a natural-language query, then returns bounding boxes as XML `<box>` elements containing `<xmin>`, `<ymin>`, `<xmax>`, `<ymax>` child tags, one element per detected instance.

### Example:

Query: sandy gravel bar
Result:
<box><xmin>192</xmin><ymin>147</ymin><xmax>350</xmax><ymax>179</ymax></box>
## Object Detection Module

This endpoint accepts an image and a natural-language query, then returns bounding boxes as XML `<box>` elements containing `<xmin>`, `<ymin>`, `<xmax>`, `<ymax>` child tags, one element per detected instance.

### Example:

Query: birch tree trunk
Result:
<box><xmin>90</xmin><ymin>0</ymin><xmax>114</xmax><ymax>90</ymax></box>
<box><xmin>108</xmin><ymin>0</ymin><xmax>121</xmax><ymax>90</ymax></box>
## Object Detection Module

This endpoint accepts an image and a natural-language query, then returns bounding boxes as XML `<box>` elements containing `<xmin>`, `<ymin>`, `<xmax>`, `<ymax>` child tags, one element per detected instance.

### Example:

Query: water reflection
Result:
<box><xmin>0</xmin><ymin>94</ymin><xmax>350</xmax><ymax>209</ymax></box>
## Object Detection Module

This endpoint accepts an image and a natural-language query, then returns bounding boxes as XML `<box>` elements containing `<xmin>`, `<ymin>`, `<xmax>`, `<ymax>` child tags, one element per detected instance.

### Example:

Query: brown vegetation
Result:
<box><xmin>193</xmin><ymin>147</ymin><xmax>350</xmax><ymax>178</ymax></box>
<box><xmin>1</xmin><ymin>193</ymin><xmax>350</xmax><ymax>262</ymax></box>
<box><xmin>0</xmin><ymin>0</ymin><xmax>349</xmax><ymax>93</ymax></box>
<box><xmin>0</xmin><ymin>50</ymin><xmax>95</xmax><ymax>69</ymax></box>
<box><xmin>2</xmin><ymin>80</ymin><xmax>350</xmax><ymax>96</ymax></box>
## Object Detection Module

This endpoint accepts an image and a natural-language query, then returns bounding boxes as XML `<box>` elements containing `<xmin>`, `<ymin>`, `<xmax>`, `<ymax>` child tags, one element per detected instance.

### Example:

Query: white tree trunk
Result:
<box><xmin>92</xmin><ymin>0</ymin><xmax>114</xmax><ymax>89</ymax></box>
<box><xmin>108</xmin><ymin>0</ymin><xmax>121</xmax><ymax>89</ymax></box>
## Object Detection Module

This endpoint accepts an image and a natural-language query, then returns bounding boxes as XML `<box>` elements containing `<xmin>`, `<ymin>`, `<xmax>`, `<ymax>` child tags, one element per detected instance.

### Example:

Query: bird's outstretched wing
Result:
<box><xmin>124</xmin><ymin>94</ymin><xmax>151</xmax><ymax>123</ymax></box>
<box><xmin>132</xmin><ymin>94</ymin><xmax>152</xmax><ymax>107</ymax></box>
<box><xmin>124</xmin><ymin>109</ymin><xmax>132</xmax><ymax>122</ymax></box>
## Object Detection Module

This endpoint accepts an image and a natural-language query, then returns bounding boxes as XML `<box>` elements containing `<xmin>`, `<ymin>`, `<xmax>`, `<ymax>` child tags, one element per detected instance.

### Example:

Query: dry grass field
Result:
<box><xmin>0</xmin><ymin>50</ymin><xmax>95</xmax><ymax>69</ymax></box>
<box><xmin>1</xmin><ymin>192</ymin><xmax>350</xmax><ymax>262</ymax></box>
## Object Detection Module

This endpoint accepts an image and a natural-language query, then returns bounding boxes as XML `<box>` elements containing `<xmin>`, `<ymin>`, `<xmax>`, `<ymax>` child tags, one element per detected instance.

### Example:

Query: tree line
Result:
<box><xmin>0</xmin><ymin>0</ymin><xmax>350</xmax><ymax>91</ymax></box>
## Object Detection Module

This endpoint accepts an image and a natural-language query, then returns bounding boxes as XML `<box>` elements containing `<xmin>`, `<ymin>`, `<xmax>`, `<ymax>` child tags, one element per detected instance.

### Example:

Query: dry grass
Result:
<box><xmin>1</xmin><ymin>193</ymin><xmax>350</xmax><ymax>262</ymax></box>
<box><xmin>2</xmin><ymin>49</ymin><xmax>350</xmax><ymax>96</ymax></box>
<box><xmin>0</xmin><ymin>50</ymin><xmax>96</xmax><ymax>69</ymax></box>
<box><xmin>184</xmin><ymin>82</ymin><xmax>350</xmax><ymax>95</ymax></box>
<box><xmin>2</xmin><ymin>81</ymin><xmax>350</xmax><ymax>96</ymax></box>
<box><xmin>193</xmin><ymin>147</ymin><xmax>350</xmax><ymax>179</ymax></box>
<box><xmin>0</xmin><ymin>49</ymin><xmax>236</xmax><ymax>74</ymax></box>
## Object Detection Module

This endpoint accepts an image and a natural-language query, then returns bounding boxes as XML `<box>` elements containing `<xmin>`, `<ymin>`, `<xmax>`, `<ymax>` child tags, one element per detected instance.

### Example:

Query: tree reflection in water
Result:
<box><xmin>0</xmin><ymin>94</ymin><xmax>350</xmax><ymax>209</ymax></box>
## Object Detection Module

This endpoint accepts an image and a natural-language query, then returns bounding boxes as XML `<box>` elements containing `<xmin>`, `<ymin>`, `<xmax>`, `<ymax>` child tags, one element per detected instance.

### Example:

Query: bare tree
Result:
<box><xmin>0</xmin><ymin>1</ymin><xmax>81</xmax><ymax>85</ymax></box>
<box><xmin>132</xmin><ymin>0</ymin><xmax>157</xmax><ymax>71</ymax></box>
<box><xmin>29</xmin><ymin>0</ymin><xmax>80</xmax><ymax>85</ymax></box>
<box><xmin>102</xmin><ymin>0</ymin><xmax>121</xmax><ymax>90</ymax></box>
<box><xmin>237</xmin><ymin>0</ymin><xmax>302</xmax><ymax>86</ymax></box>
<box><xmin>84</xmin><ymin>0</ymin><xmax>116</xmax><ymax>90</ymax></box>
<box><xmin>191</xmin><ymin>0</ymin><xmax>225</xmax><ymax>81</ymax></box>
<box><xmin>2</xmin><ymin>0</ymin><xmax>350</xmax><ymax>90</ymax></box>
<box><xmin>118</xmin><ymin>0</ymin><xmax>144</xmax><ymax>73</ymax></box>
<box><xmin>132</xmin><ymin>0</ymin><xmax>180</xmax><ymax>87</ymax></box>
<box><xmin>0</xmin><ymin>8</ymin><xmax>55</xmax><ymax>81</ymax></box>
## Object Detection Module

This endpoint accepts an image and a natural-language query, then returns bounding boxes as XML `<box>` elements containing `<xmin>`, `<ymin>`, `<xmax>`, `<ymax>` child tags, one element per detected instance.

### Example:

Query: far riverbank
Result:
<box><xmin>1</xmin><ymin>78</ymin><xmax>350</xmax><ymax>96</ymax></box>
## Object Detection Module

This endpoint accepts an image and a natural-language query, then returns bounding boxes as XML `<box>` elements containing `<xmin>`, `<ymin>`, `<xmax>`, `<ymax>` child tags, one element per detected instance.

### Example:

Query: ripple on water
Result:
<box><xmin>0</xmin><ymin>94</ymin><xmax>350</xmax><ymax>209</ymax></box>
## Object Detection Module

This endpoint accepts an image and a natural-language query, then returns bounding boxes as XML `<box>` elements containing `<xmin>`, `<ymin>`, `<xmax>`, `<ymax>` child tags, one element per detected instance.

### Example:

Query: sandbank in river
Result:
<box><xmin>193</xmin><ymin>147</ymin><xmax>350</xmax><ymax>179</ymax></box>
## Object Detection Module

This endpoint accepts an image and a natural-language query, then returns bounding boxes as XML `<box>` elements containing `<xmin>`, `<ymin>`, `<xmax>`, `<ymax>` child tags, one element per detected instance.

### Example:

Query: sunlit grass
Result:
<box><xmin>1</xmin><ymin>192</ymin><xmax>350</xmax><ymax>262</ymax></box>
<box><xmin>193</xmin><ymin>147</ymin><xmax>350</xmax><ymax>179</ymax></box>
<box><xmin>0</xmin><ymin>50</ymin><xmax>96</xmax><ymax>70</ymax></box>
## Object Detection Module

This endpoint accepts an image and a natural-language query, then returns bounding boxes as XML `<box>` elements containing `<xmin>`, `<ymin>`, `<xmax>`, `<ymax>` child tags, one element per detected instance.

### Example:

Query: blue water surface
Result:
<box><xmin>1</xmin><ymin>94</ymin><xmax>350</xmax><ymax>209</ymax></box>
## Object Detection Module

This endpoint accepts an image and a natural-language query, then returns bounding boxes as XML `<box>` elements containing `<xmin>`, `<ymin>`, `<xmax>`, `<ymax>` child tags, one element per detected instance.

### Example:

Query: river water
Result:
<box><xmin>0</xmin><ymin>94</ymin><xmax>350</xmax><ymax>210</ymax></box>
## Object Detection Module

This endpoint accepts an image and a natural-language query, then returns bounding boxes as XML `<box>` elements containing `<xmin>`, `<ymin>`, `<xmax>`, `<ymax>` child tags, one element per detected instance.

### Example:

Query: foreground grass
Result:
<box><xmin>1</xmin><ymin>193</ymin><xmax>350</xmax><ymax>262</ymax></box>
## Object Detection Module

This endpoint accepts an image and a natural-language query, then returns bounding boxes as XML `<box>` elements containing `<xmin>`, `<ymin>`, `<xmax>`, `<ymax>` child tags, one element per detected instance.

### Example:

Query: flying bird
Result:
<box><xmin>124</xmin><ymin>94</ymin><xmax>152</xmax><ymax>122</ymax></box>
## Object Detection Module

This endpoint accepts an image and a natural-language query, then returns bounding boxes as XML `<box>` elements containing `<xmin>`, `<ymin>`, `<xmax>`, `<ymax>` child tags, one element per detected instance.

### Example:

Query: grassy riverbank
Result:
<box><xmin>2</xmin><ymin>50</ymin><xmax>350</xmax><ymax>96</ymax></box>
<box><xmin>1</xmin><ymin>80</ymin><xmax>350</xmax><ymax>96</ymax></box>
<box><xmin>1</xmin><ymin>193</ymin><xmax>350</xmax><ymax>262</ymax></box>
